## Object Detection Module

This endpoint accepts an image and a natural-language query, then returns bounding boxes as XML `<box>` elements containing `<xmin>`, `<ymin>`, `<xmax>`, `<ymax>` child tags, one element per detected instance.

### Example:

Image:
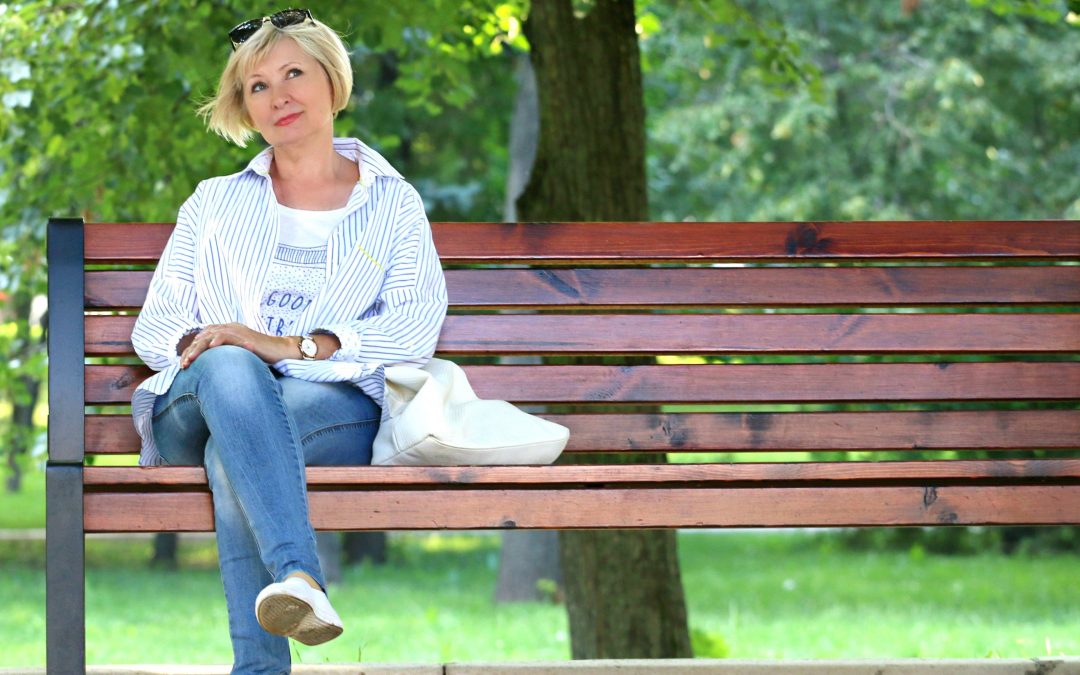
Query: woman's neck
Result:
<box><xmin>269</xmin><ymin>137</ymin><xmax>349</xmax><ymax>186</ymax></box>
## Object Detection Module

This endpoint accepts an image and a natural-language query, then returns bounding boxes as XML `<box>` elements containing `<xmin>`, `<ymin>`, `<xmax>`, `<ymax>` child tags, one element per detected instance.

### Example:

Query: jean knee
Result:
<box><xmin>191</xmin><ymin>346</ymin><xmax>273</xmax><ymax>391</ymax></box>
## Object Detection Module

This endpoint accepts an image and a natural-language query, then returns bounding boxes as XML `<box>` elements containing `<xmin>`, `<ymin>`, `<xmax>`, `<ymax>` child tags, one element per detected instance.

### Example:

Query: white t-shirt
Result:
<box><xmin>259</xmin><ymin>202</ymin><xmax>350</xmax><ymax>337</ymax></box>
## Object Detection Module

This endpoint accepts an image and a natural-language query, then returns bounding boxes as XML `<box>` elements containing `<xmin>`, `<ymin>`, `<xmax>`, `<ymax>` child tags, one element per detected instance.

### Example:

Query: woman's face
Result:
<box><xmin>242</xmin><ymin>36</ymin><xmax>335</xmax><ymax>148</ymax></box>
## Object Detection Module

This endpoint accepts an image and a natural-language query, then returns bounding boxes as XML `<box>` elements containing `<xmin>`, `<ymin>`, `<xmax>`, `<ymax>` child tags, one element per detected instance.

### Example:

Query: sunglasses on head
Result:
<box><xmin>228</xmin><ymin>8</ymin><xmax>314</xmax><ymax>50</ymax></box>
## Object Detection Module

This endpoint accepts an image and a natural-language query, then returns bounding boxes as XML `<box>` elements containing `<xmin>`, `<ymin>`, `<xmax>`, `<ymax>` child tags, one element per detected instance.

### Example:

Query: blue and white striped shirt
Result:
<box><xmin>130</xmin><ymin>137</ymin><xmax>449</xmax><ymax>466</ymax></box>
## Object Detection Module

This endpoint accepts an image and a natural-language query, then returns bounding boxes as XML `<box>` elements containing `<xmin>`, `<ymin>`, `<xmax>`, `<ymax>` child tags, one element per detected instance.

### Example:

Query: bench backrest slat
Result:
<box><xmin>85</xmin><ymin>410</ymin><xmax>1080</xmax><ymax>456</ymax></box>
<box><xmin>83</xmin><ymin>221</ymin><xmax>1080</xmax><ymax>263</ymax></box>
<box><xmin>86</xmin><ymin>313</ymin><xmax>1080</xmax><ymax>356</ymax></box>
<box><xmin>85</xmin><ymin>362</ymin><xmax>1080</xmax><ymax>405</ymax></box>
<box><xmin>86</xmin><ymin>266</ymin><xmax>1080</xmax><ymax>309</ymax></box>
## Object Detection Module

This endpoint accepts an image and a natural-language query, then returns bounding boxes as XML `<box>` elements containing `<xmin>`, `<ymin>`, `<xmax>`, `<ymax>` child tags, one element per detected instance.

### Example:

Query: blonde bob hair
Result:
<box><xmin>198</xmin><ymin>16</ymin><xmax>353</xmax><ymax>147</ymax></box>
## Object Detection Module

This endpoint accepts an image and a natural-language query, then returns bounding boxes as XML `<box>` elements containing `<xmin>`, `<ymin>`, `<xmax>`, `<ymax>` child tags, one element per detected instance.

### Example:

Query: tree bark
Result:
<box><xmin>151</xmin><ymin>533</ymin><xmax>179</xmax><ymax>569</ymax></box>
<box><xmin>518</xmin><ymin>0</ymin><xmax>692</xmax><ymax>659</ymax></box>
<box><xmin>518</xmin><ymin>0</ymin><xmax>648</xmax><ymax>221</ymax></box>
<box><xmin>4</xmin><ymin>291</ymin><xmax>45</xmax><ymax>494</ymax></box>
<box><xmin>496</xmin><ymin>530</ymin><xmax>563</xmax><ymax>603</ymax></box>
<box><xmin>504</xmin><ymin>48</ymin><xmax>540</xmax><ymax>224</ymax></box>
<box><xmin>343</xmin><ymin>531</ymin><xmax>388</xmax><ymax>566</ymax></box>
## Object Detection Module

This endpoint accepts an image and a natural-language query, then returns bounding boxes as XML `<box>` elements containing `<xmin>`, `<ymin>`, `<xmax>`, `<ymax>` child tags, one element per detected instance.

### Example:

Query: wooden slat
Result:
<box><xmin>84</xmin><ymin>221</ymin><xmax>1080</xmax><ymax>263</ymax></box>
<box><xmin>84</xmin><ymin>485</ymin><xmax>1080</xmax><ymax>531</ymax></box>
<box><xmin>82</xmin><ymin>460</ymin><xmax>1080</xmax><ymax>489</ymax></box>
<box><xmin>85</xmin><ymin>266</ymin><xmax>1080</xmax><ymax>310</ymax></box>
<box><xmin>85</xmin><ymin>313</ymin><xmax>1080</xmax><ymax>356</ymax></box>
<box><xmin>85</xmin><ymin>362</ymin><xmax>1080</xmax><ymax>405</ymax></box>
<box><xmin>85</xmin><ymin>410</ymin><xmax>1080</xmax><ymax>455</ymax></box>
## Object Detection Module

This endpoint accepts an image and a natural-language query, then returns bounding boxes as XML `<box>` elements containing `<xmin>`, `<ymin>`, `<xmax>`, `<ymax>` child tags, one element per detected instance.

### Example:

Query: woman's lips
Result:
<box><xmin>275</xmin><ymin>112</ymin><xmax>302</xmax><ymax>127</ymax></box>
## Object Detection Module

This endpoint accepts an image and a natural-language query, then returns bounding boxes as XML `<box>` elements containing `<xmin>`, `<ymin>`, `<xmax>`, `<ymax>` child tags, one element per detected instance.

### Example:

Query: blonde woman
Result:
<box><xmin>130</xmin><ymin>9</ymin><xmax>448</xmax><ymax>672</ymax></box>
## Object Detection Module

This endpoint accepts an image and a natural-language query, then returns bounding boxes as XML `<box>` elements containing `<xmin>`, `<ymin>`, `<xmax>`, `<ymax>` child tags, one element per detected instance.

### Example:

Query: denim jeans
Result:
<box><xmin>150</xmin><ymin>345</ymin><xmax>379</xmax><ymax>674</ymax></box>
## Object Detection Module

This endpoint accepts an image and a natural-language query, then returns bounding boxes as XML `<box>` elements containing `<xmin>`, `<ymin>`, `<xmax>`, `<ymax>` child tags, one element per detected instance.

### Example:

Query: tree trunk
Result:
<box><xmin>518</xmin><ymin>0</ymin><xmax>648</xmax><ymax>220</ymax></box>
<box><xmin>504</xmin><ymin>48</ymin><xmax>540</xmax><ymax>224</ymax></box>
<box><xmin>316</xmin><ymin>532</ymin><xmax>343</xmax><ymax>583</ymax></box>
<box><xmin>151</xmin><ymin>533</ymin><xmax>179</xmax><ymax>569</ymax></box>
<box><xmin>5</xmin><ymin>292</ymin><xmax>46</xmax><ymax>494</ymax></box>
<box><xmin>343</xmin><ymin>531</ymin><xmax>388</xmax><ymax>566</ymax></box>
<box><xmin>496</xmin><ymin>530</ymin><xmax>562</xmax><ymax>603</ymax></box>
<box><xmin>518</xmin><ymin>0</ymin><xmax>691</xmax><ymax>659</ymax></box>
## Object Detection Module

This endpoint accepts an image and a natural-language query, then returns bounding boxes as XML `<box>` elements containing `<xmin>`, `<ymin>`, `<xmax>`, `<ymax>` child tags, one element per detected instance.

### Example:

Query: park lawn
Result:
<box><xmin>0</xmin><ymin>530</ymin><xmax>1077</xmax><ymax>667</ymax></box>
<box><xmin>0</xmin><ymin>466</ymin><xmax>45</xmax><ymax>529</ymax></box>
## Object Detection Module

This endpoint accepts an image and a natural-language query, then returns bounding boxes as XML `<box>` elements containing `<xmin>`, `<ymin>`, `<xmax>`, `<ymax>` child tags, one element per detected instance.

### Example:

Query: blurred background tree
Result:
<box><xmin>645</xmin><ymin>0</ymin><xmax>1080</xmax><ymax>222</ymax></box>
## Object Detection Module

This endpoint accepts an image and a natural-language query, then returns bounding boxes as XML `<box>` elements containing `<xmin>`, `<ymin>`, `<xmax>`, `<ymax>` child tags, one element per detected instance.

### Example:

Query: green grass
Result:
<box><xmin>0</xmin><ymin>467</ymin><xmax>45</xmax><ymax>529</ymax></box>
<box><xmin>679</xmin><ymin>532</ymin><xmax>1079</xmax><ymax>660</ymax></box>
<box><xmin>1</xmin><ymin>530</ymin><xmax>1077</xmax><ymax>667</ymax></box>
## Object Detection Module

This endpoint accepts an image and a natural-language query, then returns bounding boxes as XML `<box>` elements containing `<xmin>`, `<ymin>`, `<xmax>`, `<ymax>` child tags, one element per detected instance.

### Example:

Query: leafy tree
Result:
<box><xmin>0</xmin><ymin>0</ymin><xmax>520</xmax><ymax>489</ymax></box>
<box><xmin>644</xmin><ymin>0</ymin><xmax>1080</xmax><ymax>222</ymax></box>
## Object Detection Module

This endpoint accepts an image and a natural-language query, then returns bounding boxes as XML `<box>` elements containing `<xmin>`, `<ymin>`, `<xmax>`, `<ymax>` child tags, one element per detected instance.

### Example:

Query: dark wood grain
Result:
<box><xmin>85</xmin><ymin>409</ymin><xmax>1080</xmax><ymax>455</ymax></box>
<box><xmin>85</xmin><ymin>266</ymin><xmax>1080</xmax><ymax>310</ymax></box>
<box><xmin>85</xmin><ymin>313</ymin><xmax>1080</xmax><ymax>356</ymax></box>
<box><xmin>85</xmin><ymin>362</ymin><xmax>1080</xmax><ymax>405</ymax></box>
<box><xmin>84</xmin><ymin>221</ymin><xmax>1080</xmax><ymax>263</ymax></box>
<box><xmin>84</xmin><ymin>485</ymin><xmax>1080</xmax><ymax>531</ymax></box>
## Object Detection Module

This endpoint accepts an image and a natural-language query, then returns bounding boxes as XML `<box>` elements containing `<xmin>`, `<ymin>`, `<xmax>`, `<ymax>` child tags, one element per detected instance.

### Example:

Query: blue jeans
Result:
<box><xmin>150</xmin><ymin>345</ymin><xmax>379</xmax><ymax>674</ymax></box>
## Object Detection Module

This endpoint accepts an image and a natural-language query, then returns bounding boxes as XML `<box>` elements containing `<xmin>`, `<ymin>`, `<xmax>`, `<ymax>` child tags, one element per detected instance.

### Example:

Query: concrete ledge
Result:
<box><xmin>446</xmin><ymin>659</ymin><xmax>1080</xmax><ymax>674</ymax></box>
<box><xmin>0</xmin><ymin>666</ymin><xmax>436</xmax><ymax>675</ymax></box>
<box><xmin>1</xmin><ymin>660</ymin><xmax>1078</xmax><ymax>675</ymax></box>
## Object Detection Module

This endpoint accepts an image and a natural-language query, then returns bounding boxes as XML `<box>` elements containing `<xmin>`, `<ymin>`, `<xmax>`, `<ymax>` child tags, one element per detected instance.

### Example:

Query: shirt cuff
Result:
<box><xmin>312</xmin><ymin>325</ymin><xmax>361</xmax><ymax>362</ymax></box>
<box><xmin>166</xmin><ymin>324</ymin><xmax>203</xmax><ymax>366</ymax></box>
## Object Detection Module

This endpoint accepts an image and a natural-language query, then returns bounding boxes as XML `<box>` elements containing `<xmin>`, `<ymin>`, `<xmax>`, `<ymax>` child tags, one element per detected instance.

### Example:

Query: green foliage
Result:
<box><xmin>644</xmin><ymin>0</ymin><xmax>1080</xmax><ymax>221</ymax></box>
<box><xmin>690</xmin><ymin>626</ymin><xmax>731</xmax><ymax>658</ymax></box>
<box><xmin>969</xmin><ymin>0</ymin><xmax>1064</xmax><ymax>22</ymax></box>
<box><xmin>0</xmin><ymin>0</ymin><xmax>522</xmax><ymax>488</ymax></box>
<box><xmin>833</xmin><ymin>525</ymin><xmax>1080</xmax><ymax>556</ymax></box>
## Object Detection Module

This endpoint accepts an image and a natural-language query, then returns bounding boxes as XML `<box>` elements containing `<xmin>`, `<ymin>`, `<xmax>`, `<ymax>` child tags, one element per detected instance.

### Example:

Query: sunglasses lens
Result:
<box><xmin>228</xmin><ymin>9</ymin><xmax>313</xmax><ymax>49</ymax></box>
<box><xmin>228</xmin><ymin>19</ymin><xmax>262</xmax><ymax>46</ymax></box>
<box><xmin>269</xmin><ymin>9</ymin><xmax>312</xmax><ymax>28</ymax></box>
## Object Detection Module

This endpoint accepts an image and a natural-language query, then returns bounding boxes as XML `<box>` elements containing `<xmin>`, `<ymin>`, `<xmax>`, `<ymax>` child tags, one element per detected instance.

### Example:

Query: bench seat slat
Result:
<box><xmin>82</xmin><ymin>460</ymin><xmax>1080</xmax><ymax>489</ymax></box>
<box><xmin>85</xmin><ymin>313</ymin><xmax>1080</xmax><ymax>356</ymax></box>
<box><xmin>85</xmin><ymin>362</ymin><xmax>1080</xmax><ymax>405</ymax></box>
<box><xmin>84</xmin><ymin>221</ymin><xmax>1080</xmax><ymax>263</ymax></box>
<box><xmin>84</xmin><ymin>485</ymin><xmax>1080</xmax><ymax>531</ymax></box>
<box><xmin>85</xmin><ymin>410</ymin><xmax>1080</xmax><ymax>455</ymax></box>
<box><xmin>85</xmin><ymin>266</ymin><xmax>1080</xmax><ymax>310</ymax></box>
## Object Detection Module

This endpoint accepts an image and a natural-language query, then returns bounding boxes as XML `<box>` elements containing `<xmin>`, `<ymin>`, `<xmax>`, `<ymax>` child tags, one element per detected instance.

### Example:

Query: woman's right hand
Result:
<box><xmin>179</xmin><ymin>323</ymin><xmax>294</xmax><ymax>368</ymax></box>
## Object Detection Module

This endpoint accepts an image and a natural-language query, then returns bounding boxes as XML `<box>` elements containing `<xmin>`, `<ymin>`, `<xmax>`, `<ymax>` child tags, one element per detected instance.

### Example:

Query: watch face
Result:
<box><xmin>300</xmin><ymin>336</ymin><xmax>318</xmax><ymax>359</ymax></box>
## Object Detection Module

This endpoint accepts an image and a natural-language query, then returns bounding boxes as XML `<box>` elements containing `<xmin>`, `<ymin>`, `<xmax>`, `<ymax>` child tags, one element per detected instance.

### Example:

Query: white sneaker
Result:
<box><xmin>254</xmin><ymin>576</ymin><xmax>344</xmax><ymax>646</ymax></box>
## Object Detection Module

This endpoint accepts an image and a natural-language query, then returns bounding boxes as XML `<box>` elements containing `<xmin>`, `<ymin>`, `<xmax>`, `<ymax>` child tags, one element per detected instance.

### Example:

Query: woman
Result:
<box><xmin>130</xmin><ymin>9</ymin><xmax>448</xmax><ymax>672</ymax></box>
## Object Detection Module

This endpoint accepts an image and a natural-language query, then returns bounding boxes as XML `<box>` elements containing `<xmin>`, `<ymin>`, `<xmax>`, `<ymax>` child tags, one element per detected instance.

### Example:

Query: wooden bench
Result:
<box><xmin>46</xmin><ymin>218</ymin><xmax>1080</xmax><ymax>672</ymax></box>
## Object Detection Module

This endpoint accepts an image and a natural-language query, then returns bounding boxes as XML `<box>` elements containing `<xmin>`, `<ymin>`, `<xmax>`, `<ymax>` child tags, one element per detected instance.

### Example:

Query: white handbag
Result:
<box><xmin>371</xmin><ymin>357</ymin><xmax>570</xmax><ymax>466</ymax></box>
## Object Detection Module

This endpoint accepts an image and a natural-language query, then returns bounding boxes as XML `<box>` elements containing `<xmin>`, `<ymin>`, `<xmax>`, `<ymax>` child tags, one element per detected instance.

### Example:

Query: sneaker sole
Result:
<box><xmin>256</xmin><ymin>593</ymin><xmax>344</xmax><ymax>646</ymax></box>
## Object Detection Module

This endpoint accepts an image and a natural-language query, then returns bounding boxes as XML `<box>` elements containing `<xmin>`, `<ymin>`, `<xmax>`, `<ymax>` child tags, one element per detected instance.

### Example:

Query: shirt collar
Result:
<box><xmin>244</xmin><ymin>137</ymin><xmax>404</xmax><ymax>189</ymax></box>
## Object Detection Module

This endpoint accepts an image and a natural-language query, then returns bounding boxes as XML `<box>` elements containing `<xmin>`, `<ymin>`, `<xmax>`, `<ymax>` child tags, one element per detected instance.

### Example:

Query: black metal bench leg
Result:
<box><xmin>46</xmin><ymin>463</ymin><xmax>85</xmax><ymax>674</ymax></box>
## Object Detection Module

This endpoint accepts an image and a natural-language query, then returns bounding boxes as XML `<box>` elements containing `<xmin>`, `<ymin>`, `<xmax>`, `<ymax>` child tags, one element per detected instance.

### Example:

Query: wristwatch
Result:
<box><xmin>299</xmin><ymin>335</ymin><xmax>318</xmax><ymax>360</ymax></box>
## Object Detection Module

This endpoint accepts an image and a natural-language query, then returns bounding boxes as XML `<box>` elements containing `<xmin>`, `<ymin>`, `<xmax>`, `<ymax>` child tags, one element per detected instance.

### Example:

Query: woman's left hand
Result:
<box><xmin>181</xmin><ymin>323</ymin><xmax>294</xmax><ymax>368</ymax></box>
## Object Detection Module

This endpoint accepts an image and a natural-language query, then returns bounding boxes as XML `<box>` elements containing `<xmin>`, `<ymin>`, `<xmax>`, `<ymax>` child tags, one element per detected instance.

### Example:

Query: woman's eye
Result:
<box><xmin>250</xmin><ymin>81</ymin><xmax>266</xmax><ymax>94</ymax></box>
<box><xmin>287</xmin><ymin>68</ymin><xmax>303</xmax><ymax>78</ymax></box>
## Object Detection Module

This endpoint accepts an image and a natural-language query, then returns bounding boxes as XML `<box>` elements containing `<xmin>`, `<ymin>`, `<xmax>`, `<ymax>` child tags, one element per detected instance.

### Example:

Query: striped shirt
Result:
<box><xmin>130</xmin><ymin>137</ymin><xmax>449</xmax><ymax>467</ymax></box>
